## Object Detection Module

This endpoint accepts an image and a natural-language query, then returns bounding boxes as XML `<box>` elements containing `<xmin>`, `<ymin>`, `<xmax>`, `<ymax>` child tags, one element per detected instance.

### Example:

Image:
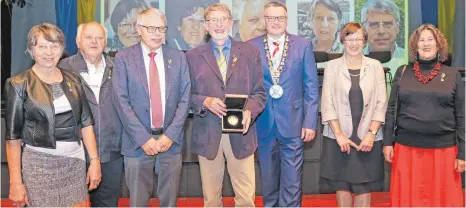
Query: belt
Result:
<box><xmin>150</xmin><ymin>127</ymin><xmax>164</xmax><ymax>135</ymax></box>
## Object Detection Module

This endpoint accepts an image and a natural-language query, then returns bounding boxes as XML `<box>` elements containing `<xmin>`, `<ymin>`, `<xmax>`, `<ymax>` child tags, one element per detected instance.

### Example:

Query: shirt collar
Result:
<box><xmin>83</xmin><ymin>54</ymin><xmax>106</xmax><ymax>72</ymax></box>
<box><xmin>267</xmin><ymin>33</ymin><xmax>286</xmax><ymax>44</ymax></box>
<box><xmin>141</xmin><ymin>42</ymin><xmax>163</xmax><ymax>57</ymax></box>
<box><xmin>210</xmin><ymin>37</ymin><xmax>232</xmax><ymax>50</ymax></box>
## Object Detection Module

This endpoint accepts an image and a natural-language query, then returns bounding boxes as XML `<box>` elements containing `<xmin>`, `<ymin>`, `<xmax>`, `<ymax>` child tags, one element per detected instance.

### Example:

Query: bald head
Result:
<box><xmin>76</xmin><ymin>21</ymin><xmax>107</xmax><ymax>59</ymax></box>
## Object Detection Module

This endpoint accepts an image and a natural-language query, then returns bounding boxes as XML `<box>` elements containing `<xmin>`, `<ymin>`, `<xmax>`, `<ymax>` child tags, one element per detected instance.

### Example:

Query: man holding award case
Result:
<box><xmin>186</xmin><ymin>3</ymin><xmax>266</xmax><ymax>207</ymax></box>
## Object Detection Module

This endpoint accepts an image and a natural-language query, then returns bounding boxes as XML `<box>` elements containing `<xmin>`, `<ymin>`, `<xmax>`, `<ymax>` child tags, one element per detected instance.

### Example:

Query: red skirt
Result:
<box><xmin>390</xmin><ymin>143</ymin><xmax>464</xmax><ymax>207</ymax></box>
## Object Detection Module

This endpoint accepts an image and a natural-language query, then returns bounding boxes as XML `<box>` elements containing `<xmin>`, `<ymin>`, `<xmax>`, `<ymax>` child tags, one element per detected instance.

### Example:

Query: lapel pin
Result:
<box><xmin>67</xmin><ymin>81</ymin><xmax>72</xmax><ymax>92</ymax></box>
<box><xmin>168</xmin><ymin>59</ymin><xmax>172</xmax><ymax>68</ymax></box>
<box><xmin>441</xmin><ymin>73</ymin><xmax>446</xmax><ymax>81</ymax></box>
<box><xmin>232</xmin><ymin>55</ymin><xmax>238</xmax><ymax>67</ymax></box>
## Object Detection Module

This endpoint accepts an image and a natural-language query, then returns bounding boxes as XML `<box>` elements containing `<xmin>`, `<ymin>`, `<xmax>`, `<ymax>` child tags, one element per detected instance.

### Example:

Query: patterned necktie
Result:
<box><xmin>217</xmin><ymin>46</ymin><xmax>227</xmax><ymax>83</ymax></box>
<box><xmin>148</xmin><ymin>52</ymin><xmax>163</xmax><ymax>128</ymax></box>
<box><xmin>272</xmin><ymin>41</ymin><xmax>280</xmax><ymax>57</ymax></box>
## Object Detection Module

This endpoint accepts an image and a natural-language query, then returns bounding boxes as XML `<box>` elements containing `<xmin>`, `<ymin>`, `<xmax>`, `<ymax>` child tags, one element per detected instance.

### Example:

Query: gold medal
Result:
<box><xmin>227</xmin><ymin>115</ymin><xmax>239</xmax><ymax>126</ymax></box>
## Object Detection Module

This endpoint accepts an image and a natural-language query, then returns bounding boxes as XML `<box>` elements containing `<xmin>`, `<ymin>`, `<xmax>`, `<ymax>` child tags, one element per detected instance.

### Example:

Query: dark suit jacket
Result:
<box><xmin>186</xmin><ymin>39</ymin><xmax>266</xmax><ymax>160</ymax></box>
<box><xmin>58</xmin><ymin>52</ymin><xmax>123</xmax><ymax>163</ymax></box>
<box><xmin>112</xmin><ymin>43</ymin><xmax>191</xmax><ymax>157</ymax></box>
<box><xmin>248</xmin><ymin>34</ymin><xmax>320</xmax><ymax>139</ymax></box>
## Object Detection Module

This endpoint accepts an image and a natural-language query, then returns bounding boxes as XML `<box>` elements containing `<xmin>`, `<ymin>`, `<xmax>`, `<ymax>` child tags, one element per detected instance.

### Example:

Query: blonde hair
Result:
<box><xmin>26</xmin><ymin>23</ymin><xmax>65</xmax><ymax>58</ymax></box>
<box><xmin>204</xmin><ymin>3</ymin><xmax>232</xmax><ymax>19</ymax></box>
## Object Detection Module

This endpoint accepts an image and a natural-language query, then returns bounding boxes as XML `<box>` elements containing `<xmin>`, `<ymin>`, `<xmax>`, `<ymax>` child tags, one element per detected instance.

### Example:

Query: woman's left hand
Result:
<box><xmin>454</xmin><ymin>159</ymin><xmax>465</xmax><ymax>173</ymax></box>
<box><xmin>86</xmin><ymin>160</ymin><xmax>102</xmax><ymax>191</ymax></box>
<box><xmin>358</xmin><ymin>133</ymin><xmax>375</xmax><ymax>152</ymax></box>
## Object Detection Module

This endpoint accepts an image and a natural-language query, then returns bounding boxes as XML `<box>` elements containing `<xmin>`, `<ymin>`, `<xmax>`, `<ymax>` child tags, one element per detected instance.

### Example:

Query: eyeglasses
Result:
<box><xmin>313</xmin><ymin>15</ymin><xmax>338</xmax><ymax>25</ymax></box>
<box><xmin>118</xmin><ymin>22</ymin><xmax>135</xmax><ymax>29</ymax></box>
<box><xmin>206</xmin><ymin>17</ymin><xmax>231</xmax><ymax>24</ymax></box>
<box><xmin>139</xmin><ymin>25</ymin><xmax>168</xmax><ymax>33</ymax></box>
<box><xmin>345</xmin><ymin>38</ymin><xmax>365</xmax><ymax>44</ymax></box>
<box><xmin>366</xmin><ymin>21</ymin><xmax>396</xmax><ymax>29</ymax></box>
<box><xmin>264</xmin><ymin>16</ymin><xmax>287</xmax><ymax>22</ymax></box>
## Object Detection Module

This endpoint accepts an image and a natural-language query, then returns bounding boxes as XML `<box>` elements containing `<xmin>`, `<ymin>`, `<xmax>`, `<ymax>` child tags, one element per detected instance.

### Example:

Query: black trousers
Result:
<box><xmin>87</xmin><ymin>157</ymin><xmax>124</xmax><ymax>207</ymax></box>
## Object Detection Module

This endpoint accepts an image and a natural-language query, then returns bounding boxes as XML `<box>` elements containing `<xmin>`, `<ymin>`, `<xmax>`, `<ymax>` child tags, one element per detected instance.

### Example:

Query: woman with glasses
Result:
<box><xmin>108</xmin><ymin>0</ymin><xmax>150</xmax><ymax>51</ymax></box>
<box><xmin>320</xmin><ymin>22</ymin><xmax>387</xmax><ymax>207</ymax></box>
<box><xmin>308</xmin><ymin>0</ymin><xmax>344</xmax><ymax>52</ymax></box>
<box><xmin>4</xmin><ymin>23</ymin><xmax>100</xmax><ymax>207</ymax></box>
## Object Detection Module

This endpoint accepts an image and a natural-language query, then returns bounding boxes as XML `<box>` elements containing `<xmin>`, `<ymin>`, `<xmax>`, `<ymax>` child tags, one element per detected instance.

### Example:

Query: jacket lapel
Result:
<box><xmin>162</xmin><ymin>45</ymin><xmax>173</xmax><ymax>102</ymax></box>
<box><xmin>201</xmin><ymin>44</ymin><xmax>224</xmax><ymax>82</ymax></box>
<box><xmin>133</xmin><ymin>43</ymin><xmax>150</xmax><ymax>97</ymax></box>
<box><xmin>226</xmin><ymin>40</ymin><xmax>242</xmax><ymax>82</ymax></box>
<box><xmin>282</xmin><ymin>33</ymin><xmax>292</xmax><ymax>73</ymax></box>
<box><xmin>100</xmin><ymin>53</ymin><xmax>114</xmax><ymax>86</ymax></box>
<box><xmin>74</xmin><ymin>52</ymin><xmax>98</xmax><ymax>104</ymax></box>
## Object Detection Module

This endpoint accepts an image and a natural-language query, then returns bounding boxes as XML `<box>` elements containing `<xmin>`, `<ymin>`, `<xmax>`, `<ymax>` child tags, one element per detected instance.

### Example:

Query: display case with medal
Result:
<box><xmin>222</xmin><ymin>94</ymin><xmax>248</xmax><ymax>133</ymax></box>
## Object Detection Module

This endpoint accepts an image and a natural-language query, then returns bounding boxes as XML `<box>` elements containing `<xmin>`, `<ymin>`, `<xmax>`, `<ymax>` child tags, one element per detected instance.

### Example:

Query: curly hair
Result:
<box><xmin>408</xmin><ymin>24</ymin><xmax>448</xmax><ymax>62</ymax></box>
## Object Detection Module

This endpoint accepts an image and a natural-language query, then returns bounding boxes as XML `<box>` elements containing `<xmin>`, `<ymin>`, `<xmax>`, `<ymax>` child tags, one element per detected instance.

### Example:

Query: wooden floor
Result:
<box><xmin>2</xmin><ymin>192</ymin><xmax>391</xmax><ymax>207</ymax></box>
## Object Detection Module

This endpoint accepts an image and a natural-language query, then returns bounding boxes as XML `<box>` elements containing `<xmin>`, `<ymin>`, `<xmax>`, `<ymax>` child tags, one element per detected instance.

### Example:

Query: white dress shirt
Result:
<box><xmin>267</xmin><ymin>33</ymin><xmax>286</xmax><ymax>70</ymax></box>
<box><xmin>80</xmin><ymin>55</ymin><xmax>106</xmax><ymax>103</ymax></box>
<box><xmin>141</xmin><ymin>43</ymin><xmax>166</xmax><ymax>127</ymax></box>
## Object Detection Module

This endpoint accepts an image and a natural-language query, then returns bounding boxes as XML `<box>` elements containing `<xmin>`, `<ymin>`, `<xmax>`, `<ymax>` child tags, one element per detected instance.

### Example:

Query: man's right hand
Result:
<box><xmin>203</xmin><ymin>97</ymin><xmax>227</xmax><ymax>118</ymax></box>
<box><xmin>141</xmin><ymin>138</ymin><xmax>159</xmax><ymax>156</ymax></box>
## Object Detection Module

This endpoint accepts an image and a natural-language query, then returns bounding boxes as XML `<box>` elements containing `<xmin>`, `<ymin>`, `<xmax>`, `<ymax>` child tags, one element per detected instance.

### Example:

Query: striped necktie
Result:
<box><xmin>217</xmin><ymin>46</ymin><xmax>227</xmax><ymax>83</ymax></box>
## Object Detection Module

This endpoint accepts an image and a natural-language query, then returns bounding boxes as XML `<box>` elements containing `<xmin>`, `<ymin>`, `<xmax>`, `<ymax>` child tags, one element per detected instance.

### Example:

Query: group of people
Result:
<box><xmin>4</xmin><ymin>1</ymin><xmax>464</xmax><ymax>208</ymax></box>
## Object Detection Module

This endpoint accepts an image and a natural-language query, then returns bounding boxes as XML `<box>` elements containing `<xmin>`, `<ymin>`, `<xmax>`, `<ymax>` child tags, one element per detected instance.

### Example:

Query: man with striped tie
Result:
<box><xmin>186</xmin><ymin>3</ymin><xmax>266</xmax><ymax>207</ymax></box>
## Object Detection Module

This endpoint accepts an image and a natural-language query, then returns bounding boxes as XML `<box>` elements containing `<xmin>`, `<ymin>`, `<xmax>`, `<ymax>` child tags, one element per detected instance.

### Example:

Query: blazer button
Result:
<box><xmin>145</xmin><ymin>109</ymin><xmax>149</xmax><ymax>112</ymax></box>
<box><xmin>365</xmin><ymin>104</ymin><xmax>368</xmax><ymax>107</ymax></box>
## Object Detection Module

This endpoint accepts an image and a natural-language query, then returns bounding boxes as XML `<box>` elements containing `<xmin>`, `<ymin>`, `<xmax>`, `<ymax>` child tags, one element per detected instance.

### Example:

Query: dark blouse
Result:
<box><xmin>383</xmin><ymin>58</ymin><xmax>465</xmax><ymax>160</ymax></box>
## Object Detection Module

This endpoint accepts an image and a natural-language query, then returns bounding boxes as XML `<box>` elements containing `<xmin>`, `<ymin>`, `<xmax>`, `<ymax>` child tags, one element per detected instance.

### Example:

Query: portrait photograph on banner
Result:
<box><xmin>297</xmin><ymin>0</ymin><xmax>351</xmax><ymax>53</ymax></box>
<box><xmin>165</xmin><ymin>0</ymin><xmax>218</xmax><ymax>51</ymax></box>
<box><xmin>355</xmin><ymin>0</ymin><xmax>407</xmax><ymax>81</ymax></box>
<box><xmin>101</xmin><ymin>0</ymin><xmax>160</xmax><ymax>52</ymax></box>
<box><xmin>232</xmin><ymin>0</ymin><xmax>287</xmax><ymax>42</ymax></box>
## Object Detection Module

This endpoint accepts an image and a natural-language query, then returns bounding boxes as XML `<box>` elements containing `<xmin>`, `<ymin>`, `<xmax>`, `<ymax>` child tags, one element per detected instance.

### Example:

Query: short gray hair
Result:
<box><xmin>26</xmin><ymin>23</ymin><xmax>65</xmax><ymax>58</ymax></box>
<box><xmin>137</xmin><ymin>8</ymin><xmax>167</xmax><ymax>26</ymax></box>
<box><xmin>361</xmin><ymin>0</ymin><xmax>400</xmax><ymax>25</ymax></box>
<box><xmin>76</xmin><ymin>21</ymin><xmax>108</xmax><ymax>41</ymax></box>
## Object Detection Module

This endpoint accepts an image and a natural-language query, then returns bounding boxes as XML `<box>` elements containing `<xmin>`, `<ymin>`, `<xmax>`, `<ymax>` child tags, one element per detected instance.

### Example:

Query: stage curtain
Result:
<box><xmin>452</xmin><ymin>0</ymin><xmax>465</xmax><ymax>66</ymax></box>
<box><xmin>438</xmin><ymin>0</ymin><xmax>455</xmax><ymax>53</ymax></box>
<box><xmin>55</xmin><ymin>0</ymin><xmax>78</xmax><ymax>55</ymax></box>
<box><xmin>421</xmin><ymin>0</ymin><xmax>438</xmax><ymax>26</ymax></box>
<box><xmin>78</xmin><ymin>0</ymin><xmax>96</xmax><ymax>24</ymax></box>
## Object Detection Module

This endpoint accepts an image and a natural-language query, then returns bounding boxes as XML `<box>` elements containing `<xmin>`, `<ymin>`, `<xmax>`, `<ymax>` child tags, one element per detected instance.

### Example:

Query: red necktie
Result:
<box><xmin>148</xmin><ymin>52</ymin><xmax>163</xmax><ymax>128</ymax></box>
<box><xmin>272</xmin><ymin>41</ymin><xmax>279</xmax><ymax>57</ymax></box>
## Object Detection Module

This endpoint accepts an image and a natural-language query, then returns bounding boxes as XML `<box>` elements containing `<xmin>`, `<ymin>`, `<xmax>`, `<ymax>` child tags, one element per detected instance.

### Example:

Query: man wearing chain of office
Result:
<box><xmin>248</xmin><ymin>1</ymin><xmax>320</xmax><ymax>207</ymax></box>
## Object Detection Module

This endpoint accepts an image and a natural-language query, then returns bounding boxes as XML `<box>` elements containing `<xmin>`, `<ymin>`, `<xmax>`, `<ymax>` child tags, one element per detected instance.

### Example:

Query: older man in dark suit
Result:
<box><xmin>112</xmin><ymin>8</ymin><xmax>191</xmax><ymax>207</ymax></box>
<box><xmin>186</xmin><ymin>3</ymin><xmax>266</xmax><ymax>207</ymax></box>
<box><xmin>59</xmin><ymin>21</ymin><xmax>123</xmax><ymax>207</ymax></box>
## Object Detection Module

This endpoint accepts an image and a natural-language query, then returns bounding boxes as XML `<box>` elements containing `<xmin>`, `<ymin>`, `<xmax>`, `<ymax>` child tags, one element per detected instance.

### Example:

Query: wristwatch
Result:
<box><xmin>368</xmin><ymin>129</ymin><xmax>377</xmax><ymax>135</ymax></box>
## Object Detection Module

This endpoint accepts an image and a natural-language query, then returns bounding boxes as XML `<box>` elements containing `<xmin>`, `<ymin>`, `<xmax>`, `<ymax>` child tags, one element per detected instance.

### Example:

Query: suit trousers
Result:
<box><xmin>258</xmin><ymin>123</ymin><xmax>304</xmax><ymax>207</ymax></box>
<box><xmin>124</xmin><ymin>149</ymin><xmax>182</xmax><ymax>207</ymax></box>
<box><xmin>198</xmin><ymin>134</ymin><xmax>255</xmax><ymax>207</ymax></box>
<box><xmin>87</xmin><ymin>157</ymin><xmax>124</xmax><ymax>207</ymax></box>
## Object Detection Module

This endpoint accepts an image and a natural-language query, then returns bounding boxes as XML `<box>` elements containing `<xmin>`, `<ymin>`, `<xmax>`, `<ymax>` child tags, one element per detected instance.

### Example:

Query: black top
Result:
<box><xmin>383</xmin><ymin>58</ymin><xmax>465</xmax><ymax>160</ymax></box>
<box><xmin>348</xmin><ymin>69</ymin><xmax>363</xmax><ymax>140</ymax></box>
